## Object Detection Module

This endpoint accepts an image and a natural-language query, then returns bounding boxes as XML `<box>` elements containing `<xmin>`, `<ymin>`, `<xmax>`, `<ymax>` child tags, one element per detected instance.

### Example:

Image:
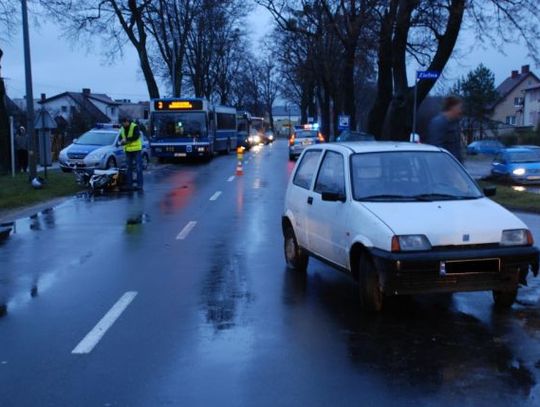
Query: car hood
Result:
<box><xmin>361</xmin><ymin>198</ymin><xmax>526</xmax><ymax>246</ymax></box>
<box><xmin>64</xmin><ymin>143</ymin><xmax>104</xmax><ymax>155</ymax></box>
<box><xmin>507</xmin><ymin>162</ymin><xmax>540</xmax><ymax>170</ymax></box>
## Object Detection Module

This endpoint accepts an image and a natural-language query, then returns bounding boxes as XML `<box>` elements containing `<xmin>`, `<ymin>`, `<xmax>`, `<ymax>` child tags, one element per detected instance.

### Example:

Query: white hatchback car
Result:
<box><xmin>283</xmin><ymin>142</ymin><xmax>539</xmax><ymax>312</ymax></box>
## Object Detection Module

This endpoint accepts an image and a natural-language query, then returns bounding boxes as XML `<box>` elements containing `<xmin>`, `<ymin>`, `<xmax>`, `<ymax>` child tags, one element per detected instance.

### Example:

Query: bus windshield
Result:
<box><xmin>152</xmin><ymin>112</ymin><xmax>207</xmax><ymax>139</ymax></box>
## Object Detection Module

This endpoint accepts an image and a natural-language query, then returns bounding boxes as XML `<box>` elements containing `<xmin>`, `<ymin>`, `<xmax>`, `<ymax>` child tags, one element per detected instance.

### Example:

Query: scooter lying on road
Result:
<box><xmin>74</xmin><ymin>168</ymin><xmax>127</xmax><ymax>192</ymax></box>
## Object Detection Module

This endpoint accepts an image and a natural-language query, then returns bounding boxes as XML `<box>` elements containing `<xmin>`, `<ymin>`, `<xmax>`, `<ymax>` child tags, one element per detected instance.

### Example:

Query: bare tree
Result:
<box><xmin>42</xmin><ymin>0</ymin><xmax>160</xmax><ymax>99</ymax></box>
<box><xmin>145</xmin><ymin>0</ymin><xmax>199</xmax><ymax>97</ymax></box>
<box><xmin>0</xmin><ymin>0</ymin><xmax>18</xmax><ymax>173</ymax></box>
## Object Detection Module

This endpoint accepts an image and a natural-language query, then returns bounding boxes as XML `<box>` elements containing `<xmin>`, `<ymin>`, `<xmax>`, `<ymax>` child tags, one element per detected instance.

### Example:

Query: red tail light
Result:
<box><xmin>289</xmin><ymin>135</ymin><xmax>295</xmax><ymax>146</ymax></box>
<box><xmin>317</xmin><ymin>133</ymin><xmax>325</xmax><ymax>143</ymax></box>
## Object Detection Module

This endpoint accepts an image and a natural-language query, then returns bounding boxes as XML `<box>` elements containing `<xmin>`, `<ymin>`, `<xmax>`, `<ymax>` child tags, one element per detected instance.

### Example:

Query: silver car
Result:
<box><xmin>59</xmin><ymin>127</ymin><xmax>151</xmax><ymax>172</ymax></box>
<box><xmin>288</xmin><ymin>129</ymin><xmax>325</xmax><ymax>160</ymax></box>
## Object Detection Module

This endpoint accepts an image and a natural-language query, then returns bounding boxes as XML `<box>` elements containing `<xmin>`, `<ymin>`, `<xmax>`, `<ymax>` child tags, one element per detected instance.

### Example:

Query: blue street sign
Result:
<box><xmin>417</xmin><ymin>70</ymin><xmax>440</xmax><ymax>80</ymax></box>
<box><xmin>338</xmin><ymin>115</ymin><xmax>350</xmax><ymax>130</ymax></box>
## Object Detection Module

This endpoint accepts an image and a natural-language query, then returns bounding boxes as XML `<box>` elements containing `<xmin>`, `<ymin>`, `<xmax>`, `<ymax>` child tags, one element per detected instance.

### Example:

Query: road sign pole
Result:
<box><xmin>9</xmin><ymin>116</ymin><xmax>15</xmax><ymax>177</ymax></box>
<box><xmin>21</xmin><ymin>0</ymin><xmax>37</xmax><ymax>180</ymax></box>
<box><xmin>412</xmin><ymin>71</ymin><xmax>418</xmax><ymax>138</ymax></box>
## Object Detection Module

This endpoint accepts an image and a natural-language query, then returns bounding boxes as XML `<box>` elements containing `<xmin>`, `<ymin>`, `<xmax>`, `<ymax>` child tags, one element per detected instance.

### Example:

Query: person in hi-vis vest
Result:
<box><xmin>118</xmin><ymin>117</ymin><xmax>144</xmax><ymax>189</ymax></box>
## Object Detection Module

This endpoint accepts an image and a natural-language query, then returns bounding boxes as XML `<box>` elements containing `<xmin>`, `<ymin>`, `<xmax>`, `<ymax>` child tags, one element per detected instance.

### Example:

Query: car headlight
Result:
<box><xmin>512</xmin><ymin>168</ymin><xmax>526</xmax><ymax>176</ymax></box>
<box><xmin>501</xmin><ymin>229</ymin><xmax>533</xmax><ymax>246</ymax></box>
<box><xmin>391</xmin><ymin>235</ymin><xmax>432</xmax><ymax>252</ymax></box>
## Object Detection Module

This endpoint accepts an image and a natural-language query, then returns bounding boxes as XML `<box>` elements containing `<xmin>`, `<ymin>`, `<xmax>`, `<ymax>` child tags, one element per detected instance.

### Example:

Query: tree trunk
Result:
<box><xmin>138</xmin><ymin>47</ymin><xmax>160</xmax><ymax>99</ymax></box>
<box><xmin>366</xmin><ymin>1</ymin><xmax>397</xmax><ymax>138</ymax></box>
<box><xmin>341</xmin><ymin>45</ymin><xmax>357</xmax><ymax>130</ymax></box>
<box><xmin>0</xmin><ymin>77</ymin><xmax>11</xmax><ymax>173</ymax></box>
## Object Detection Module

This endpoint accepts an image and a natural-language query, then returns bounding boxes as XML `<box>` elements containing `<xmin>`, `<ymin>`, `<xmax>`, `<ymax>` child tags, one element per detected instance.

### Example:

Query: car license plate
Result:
<box><xmin>302</xmin><ymin>140</ymin><xmax>312</xmax><ymax>146</ymax></box>
<box><xmin>174</xmin><ymin>153</ymin><xmax>187</xmax><ymax>157</ymax></box>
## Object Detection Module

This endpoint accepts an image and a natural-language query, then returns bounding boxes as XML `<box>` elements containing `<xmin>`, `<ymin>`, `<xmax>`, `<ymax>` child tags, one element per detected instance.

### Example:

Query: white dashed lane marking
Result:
<box><xmin>72</xmin><ymin>291</ymin><xmax>138</xmax><ymax>354</ymax></box>
<box><xmin>176</xmin><ymin>221</ymin><xmax>197</xmax><ymax>240</ymax></box>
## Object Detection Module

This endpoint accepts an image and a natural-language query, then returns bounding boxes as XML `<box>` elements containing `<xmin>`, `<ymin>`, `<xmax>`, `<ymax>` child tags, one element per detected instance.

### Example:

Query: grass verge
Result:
<box><xmin>479</xmin><ymin>180</ymin><xmax>540</xmax><ymax>214</ymax></box>
<box><xmin>0</xmin><ymin>171</ymin><xmax>82</xmax><ymax>211</ymax></box>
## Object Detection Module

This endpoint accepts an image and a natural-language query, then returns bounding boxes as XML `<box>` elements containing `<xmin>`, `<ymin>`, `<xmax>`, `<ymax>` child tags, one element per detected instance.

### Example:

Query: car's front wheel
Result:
<box><xmin>493</xmin><ymin>288</ymin><xmax>517</xmax><ymax>309</ymax></box>
<box><xmin>358</xmin><ymin>255</ymin><xmax>384</xmax><ymax>312</ymax></box>
<box><xmin>284</xmin><ymin>225</ymin><xmax>308</xmax><ymax>273</ymax></box>
<box><xmin>106</xmin><ymin>157</ymin><xmax>116</xmax><ymax>169</ymax></box>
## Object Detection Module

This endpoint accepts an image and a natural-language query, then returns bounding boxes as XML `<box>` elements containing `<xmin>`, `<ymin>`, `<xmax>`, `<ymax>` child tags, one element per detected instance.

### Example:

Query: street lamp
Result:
<box><xmin>21</xmin><ymin>0</ymin><xmax>37</xmax><ymax>179</ymax></box>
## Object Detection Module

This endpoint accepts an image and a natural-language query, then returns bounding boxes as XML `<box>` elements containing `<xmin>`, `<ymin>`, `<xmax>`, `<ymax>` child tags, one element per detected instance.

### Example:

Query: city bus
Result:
<box><xmin>149</xmin><ymin>98</ymin><xmax>237</xmax><ymax>160</ymax></box>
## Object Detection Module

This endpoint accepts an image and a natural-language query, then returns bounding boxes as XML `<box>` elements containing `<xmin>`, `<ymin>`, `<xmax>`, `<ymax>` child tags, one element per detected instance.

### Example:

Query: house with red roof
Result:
<box><xmin>489</xmin><ymin>65</ymin><xmax>540</xmax><ymax>127</ymax></box>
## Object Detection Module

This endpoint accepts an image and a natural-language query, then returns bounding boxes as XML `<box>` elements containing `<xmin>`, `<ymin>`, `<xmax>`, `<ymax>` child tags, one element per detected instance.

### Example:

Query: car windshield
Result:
<box><xmin>351</xmin><ymin>151</ymin><xmax>483</xmax><ymax>201</ymax></box>
<box><xmin>507</xmin><ymin>151</ymin><xmax>540</xmax><ymax>163</ymax></box>
<box><xmin>151</xmin><ymin>112</ymin><xmax>207</xmax><ymax>139</ymax></box>
<box><xmin>75</xmin><ymin>131</ymin><xmax>117</xmax><ymax>146</ymax></box>
<box><xmin>295</xmin><ymin>130</ymin><xmax>318</xmax><ymax>138</ymax></box>
<box><xmin>339</xmin><ymin>131</ymin><xmax>375</xmax><ymax>141</ymax></box>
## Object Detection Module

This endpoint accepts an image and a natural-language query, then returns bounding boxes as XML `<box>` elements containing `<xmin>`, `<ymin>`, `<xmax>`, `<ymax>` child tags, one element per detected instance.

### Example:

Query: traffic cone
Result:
<box><xmin>236</xmin><ymin>160</ymin><xmax>244</xmax><ymax>176</ymax></box>
<box><xmin>236</xmin><ymin>147</ymin><xmax>244</xmax><ymax>176</ymax></box>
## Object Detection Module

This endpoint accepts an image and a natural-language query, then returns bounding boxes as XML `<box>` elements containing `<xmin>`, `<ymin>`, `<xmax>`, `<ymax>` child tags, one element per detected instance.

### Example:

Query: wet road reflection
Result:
<box><xmin>1</xmin><ymin>142</ymin><xmax>540</xmax><ymax>406</ymax></box>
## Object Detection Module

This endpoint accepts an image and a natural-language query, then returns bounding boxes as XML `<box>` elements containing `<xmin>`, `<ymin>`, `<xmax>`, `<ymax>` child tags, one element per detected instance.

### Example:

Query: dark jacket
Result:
<box><xmin>426</xmin><ymin>114</ymin><xmax>462</xmax><ymax>162</ymax></box>
<box><xmin>15</xmin><ymin>133</ymin><xmax>29</xmax><ymax>151</ymax></box>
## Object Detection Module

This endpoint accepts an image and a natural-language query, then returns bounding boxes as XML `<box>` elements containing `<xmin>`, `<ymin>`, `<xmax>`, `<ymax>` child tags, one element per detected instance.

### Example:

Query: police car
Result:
<box><xmin>59</xmin><ymin>124</ymin><xmax>151</xmax><ymax>172</ymax></box>
<box><xmin>283</xmin><ymin>142</ymin><xmax>539</xmax><ymax>312</ymax></box>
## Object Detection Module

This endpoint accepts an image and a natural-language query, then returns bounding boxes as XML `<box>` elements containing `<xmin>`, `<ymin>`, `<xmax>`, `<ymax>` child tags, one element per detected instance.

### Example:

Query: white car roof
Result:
<box><xmin>321</xmin><ymin>141</ymin><xmax>443</xmax><ymax>154</ymax></box>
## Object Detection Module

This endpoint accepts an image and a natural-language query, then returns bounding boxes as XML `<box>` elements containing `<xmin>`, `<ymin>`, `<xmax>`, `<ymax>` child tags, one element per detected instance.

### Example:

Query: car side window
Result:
<box><xmin>293</xmin><ymin>150</ymin><xmax>322</xmax><ymax>190</ymax></box>
<box><xmin>314</xmin><ymin>151</ymin><xmax>345</xmax><ymax>195</ymax></box>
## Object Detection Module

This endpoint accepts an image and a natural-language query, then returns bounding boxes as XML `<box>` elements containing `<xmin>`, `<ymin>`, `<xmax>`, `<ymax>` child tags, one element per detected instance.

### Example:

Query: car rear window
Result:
<box><xmin>295</xmin><ymin>130</ymin><xmax>318</xmax><ymax>138</ymax></box>
<box><xmin>293</xmin><ymin>150</ymin><xmax>322</xmax><ymax>189</ymax></box>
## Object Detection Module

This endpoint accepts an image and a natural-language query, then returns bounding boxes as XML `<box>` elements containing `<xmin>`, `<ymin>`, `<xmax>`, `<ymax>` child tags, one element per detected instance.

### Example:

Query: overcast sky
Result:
<box><xmin>1</xmin><ymin>5</ymin><xmax>536</xmax><ymax>102</ymax></box>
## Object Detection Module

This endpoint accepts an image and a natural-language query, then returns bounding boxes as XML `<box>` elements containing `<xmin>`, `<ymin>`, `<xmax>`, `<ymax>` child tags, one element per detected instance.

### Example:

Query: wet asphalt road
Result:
<box><xmin>1</xmin><ymin>140</ymin><xmax>540</xmax><ymax>406</ymax></box>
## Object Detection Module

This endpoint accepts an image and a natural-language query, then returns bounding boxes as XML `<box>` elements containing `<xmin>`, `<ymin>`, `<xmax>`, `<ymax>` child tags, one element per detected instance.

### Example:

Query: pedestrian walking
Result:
<box><xmin>426</xmin><ymin>96</ymin><xmax>464</xmax><ymax>163</ymax></box>
<box><xmin>15</xmin><ymin>126</ymin><xmax>29</xmax><ymax>173</ymax></box>
<box><xmin>118</xmin><ymin>117</ymin><xmax>144</xmax><ymax>190</ymax></box>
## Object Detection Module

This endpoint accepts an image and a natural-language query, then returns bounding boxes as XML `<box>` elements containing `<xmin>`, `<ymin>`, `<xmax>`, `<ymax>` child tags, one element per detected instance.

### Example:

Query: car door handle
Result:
<box><xmin>307</xmin><ymin>196</ymin><xmax>313</xmax><ymax>205</ymax></box>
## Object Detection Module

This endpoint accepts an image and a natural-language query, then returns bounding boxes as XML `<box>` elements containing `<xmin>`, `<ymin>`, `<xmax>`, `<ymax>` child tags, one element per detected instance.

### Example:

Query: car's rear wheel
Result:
<box><xmin>358</xmin><ymin>255</ymin><xmax>384</xmax><ymax>313</ymax></box>
<box><xmin>284</xmin><ymin>225</ymin><xmax>308</xmax><ymax>272</ymax></box>
<box><xmin>493</xmin><ymin>288</ymin><xmax>517</xmax><ymax>309</ymax></box>
<box><xmin>60</xmin><ymin>167</ymin><xmax>71</xmax><ymax>173</ymax></box>
<box><xmin>106</xmin><ymin>157</ymin><xmax>116</xmax><ymax>169</ymax></box>
<box><xmin>289</xmin><ymin>154</ymin><xmax>295</xmax><ymax>161</ymax></box>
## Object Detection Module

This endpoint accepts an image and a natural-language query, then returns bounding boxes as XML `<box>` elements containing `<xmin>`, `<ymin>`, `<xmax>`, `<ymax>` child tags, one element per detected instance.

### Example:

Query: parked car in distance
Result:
<box><xmin>289</xmin><ymin>130</ymin><xmax>325</xmax><ymax>160</ymax></box>
<box><xmin>283</xmin><ymin>142</ymin><xmax>539</xmax><ymax>312</ymax></box>
<box><xmin>336</xmin><ymin>130</ymin><xmax>375</xmax><ymax>142</ymax></box>
<box><xmin>466</xmin><ymin>139</ymin><xmax>505</xmax><ymax>155</ymax></box>
<box><xmin>491</xmin><ymin>147</ymin><xmax>540</xmax><ymax>184</ymax></box>
<box><xmin>59</xmin><ymin>126</ymin><xmax>151</xmax><ymax>172</ymax></box>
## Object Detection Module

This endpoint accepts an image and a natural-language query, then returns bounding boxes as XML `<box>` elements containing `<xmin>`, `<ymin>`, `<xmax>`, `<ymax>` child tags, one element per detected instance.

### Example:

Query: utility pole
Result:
<box><xmin>21</xmin><ymin>0</ymin><xmax>37</xmax><ymax>180</ymax></box>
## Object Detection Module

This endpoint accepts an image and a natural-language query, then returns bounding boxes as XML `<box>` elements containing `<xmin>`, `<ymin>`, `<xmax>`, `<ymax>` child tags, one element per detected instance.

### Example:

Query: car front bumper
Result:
<box><xmin>369</xmin><ymin>245</ymin><xmax>539</xmax><ymax>295</ymax></box>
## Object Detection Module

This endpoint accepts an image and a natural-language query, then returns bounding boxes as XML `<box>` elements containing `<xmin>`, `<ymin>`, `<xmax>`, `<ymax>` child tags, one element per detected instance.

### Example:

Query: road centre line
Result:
<box><xmin>72</xmin><ymin>291</ymin><xmax>138</xmax><ymax>355</ymax></box>
<box><xmin>176</xmin><ymin>221</ymin><xmax>197</xmax><ymax>240</ymax></box>
<box><xmin>227</xmin><ymin>176</ymin><xmax>235</xmax><ymax>182</ymax></box>
<box><xmin>210</xmin><ymin>191</ymin><xmax>222</xmax><ymax>201</ymax></box>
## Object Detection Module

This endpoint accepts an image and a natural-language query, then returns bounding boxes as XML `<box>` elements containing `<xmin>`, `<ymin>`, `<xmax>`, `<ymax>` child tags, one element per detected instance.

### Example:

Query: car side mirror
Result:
<box><xmin>73</xmin><ymin>138</ymin><xmax>78</xmax><ymax>143</ymax></box>
<box><xmin>321</xmin><ymin>191</ymin><xmax>346</xmax><ymax>202</ymax></box>
<box><xmin>483</xmin><ymin>186</ymin><xmax>497</xmax><ymax>197</ymax></box>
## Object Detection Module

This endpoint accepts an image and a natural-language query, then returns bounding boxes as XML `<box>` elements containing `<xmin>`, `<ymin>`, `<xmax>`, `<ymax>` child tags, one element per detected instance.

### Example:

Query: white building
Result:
<box><xmin>523</xmin><ymin>84</ymin><xmax>540</xmax><ymax>129</ymax></box>
<box><xmin>38</xmin><ymin>88</ymin><xmax>120</xmax><ymax>124</ymax></box>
